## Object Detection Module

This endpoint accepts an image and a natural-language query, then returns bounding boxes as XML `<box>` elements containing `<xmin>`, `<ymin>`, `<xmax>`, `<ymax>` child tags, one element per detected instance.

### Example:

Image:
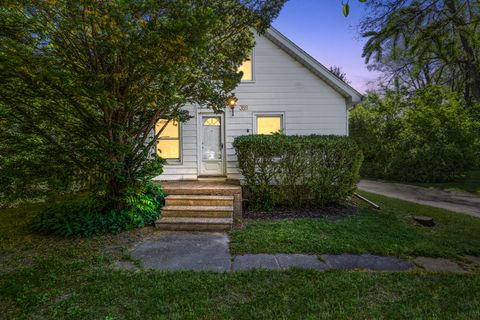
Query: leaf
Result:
<box><xmin>343</xmin><ymin>3</ymin><xmax>350</xmax><ymax>17</ymax></box>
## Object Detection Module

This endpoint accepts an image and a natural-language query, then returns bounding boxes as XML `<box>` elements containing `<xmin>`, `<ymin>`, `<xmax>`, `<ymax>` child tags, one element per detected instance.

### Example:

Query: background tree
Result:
<box><xmin>360</xmin><ymin>0</ymin><xmax>480</xmax><ymax>106</ymax></box>
<box><xmin>0</xmin><ymin>0</ymin><xmax>286</xmax><ymax>209</ymax></box>
<box><xmin>350</xmin><ymin>86</ymin><xmax>479</xmax><ymax>182</ymax></box>
<box><xmin>329</xmin><ymin>65</ymin><xmax>351</xmax><ymax>84</ymax></box>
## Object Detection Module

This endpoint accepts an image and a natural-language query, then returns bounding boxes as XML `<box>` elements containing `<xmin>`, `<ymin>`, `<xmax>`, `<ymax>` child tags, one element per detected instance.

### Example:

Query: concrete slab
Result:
<box><xmin>415</xmin><ymin>257</ymin><xmax>466</xmax><ymax>273</ymax></box>
<box><xmin>321</xmin><ymin>254</ymin><xmax>414</xmax><ymax>271</ymax></box>
<box><xmin>275</xmin><ymin>254</ymin><xmax>327</xmax><ymax>270</ymax></box>
<box><xmin>233</xmin><ymin>254</ymin><xmax>280</xmax><ymax>271</ymax></box>
<box><xmin>130</xmin><ymin>232</ymin><xmax>230</xmax><ymax>272</ymax></box>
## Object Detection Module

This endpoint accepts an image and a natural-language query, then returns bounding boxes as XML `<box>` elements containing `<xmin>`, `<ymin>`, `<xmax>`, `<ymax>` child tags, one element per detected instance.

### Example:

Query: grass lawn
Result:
<box><xmin>411</xmin><ymin>170</ymin><xmax>480</xmax><ymax>194</ymax></box>
<box><xmin>1</xmin><ymin>196</ymin><xmax>480</xmax><ymax>319</ymax></box>
<box><xmin>230</xmin><ymin>191</ymin><xmax>480</xmax><ymax>258</ymax></box>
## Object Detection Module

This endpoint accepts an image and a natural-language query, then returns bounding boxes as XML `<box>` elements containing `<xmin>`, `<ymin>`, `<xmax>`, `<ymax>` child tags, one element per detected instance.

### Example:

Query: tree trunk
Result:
<box><xmin>108</xmin><ymin>175</ymin><xmax>126</xmax><ymax>210</ymax></box>
<box><xmin>445</xmin><ymin>0</ymin><xmax>480</xmax><ymax>103</ymax></box>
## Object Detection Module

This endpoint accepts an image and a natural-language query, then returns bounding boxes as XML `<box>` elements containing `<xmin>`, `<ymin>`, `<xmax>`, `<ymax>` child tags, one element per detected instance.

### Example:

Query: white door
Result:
<box><xmin>199</xmin><ymin>115</ymin><xmax>224</xmax><ymax>176</ymax></box>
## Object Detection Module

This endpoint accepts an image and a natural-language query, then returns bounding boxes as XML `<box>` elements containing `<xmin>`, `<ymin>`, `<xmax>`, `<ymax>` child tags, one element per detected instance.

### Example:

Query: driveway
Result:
<box><xmin>358</xmin><ymin>180</ymin><xmax>480</xmax><ymax>218</ymax></box>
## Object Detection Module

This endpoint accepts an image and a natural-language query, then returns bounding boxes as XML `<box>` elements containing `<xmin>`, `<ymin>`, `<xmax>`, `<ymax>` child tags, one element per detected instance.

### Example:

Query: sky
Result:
<box><xmin>272</xmin><ymin>0</ymin><xmax>380</xmax><ymax>93</ymax></box>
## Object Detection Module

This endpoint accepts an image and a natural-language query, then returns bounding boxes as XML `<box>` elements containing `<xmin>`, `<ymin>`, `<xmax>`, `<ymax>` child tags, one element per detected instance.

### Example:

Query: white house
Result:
<box><xmin>153</xmin><ymin>28</ymin><xmax>362</xmax><ymax>182</ymax></box>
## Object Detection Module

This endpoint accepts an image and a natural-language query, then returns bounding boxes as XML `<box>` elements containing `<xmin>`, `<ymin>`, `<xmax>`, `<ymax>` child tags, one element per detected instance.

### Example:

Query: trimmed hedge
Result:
<box><xmin>233</xmin><ymin>134</ymin><xmax>363</xmax><ymax>210</ymax></box>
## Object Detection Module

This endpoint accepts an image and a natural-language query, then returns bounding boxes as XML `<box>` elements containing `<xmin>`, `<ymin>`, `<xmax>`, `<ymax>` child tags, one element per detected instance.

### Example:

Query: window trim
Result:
<box><xmin>155</xmin><ymin>119</ymin><xmax>183</xmax><ymax>165</ymax></box>
<box><xmin>239</xmin><ymin>48</ymin><xmax>255</xmax><ymax>84</ymax></box>
<box><xmin>253</xmin><ymin>112</ymin><xmax>285</xmax><ymax>135</ymax></box>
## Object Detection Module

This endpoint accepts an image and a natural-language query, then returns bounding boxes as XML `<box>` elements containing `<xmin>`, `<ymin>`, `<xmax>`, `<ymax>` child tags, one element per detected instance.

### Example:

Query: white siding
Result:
<box><xmin>155</xmin><ymin>33</ymin><xmax>348</xmax><ymax>181</ymax></box>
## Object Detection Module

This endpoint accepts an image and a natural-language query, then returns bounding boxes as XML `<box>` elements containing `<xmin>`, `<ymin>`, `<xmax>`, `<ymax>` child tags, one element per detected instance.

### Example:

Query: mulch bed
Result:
<box><xmin>243</xmin><ymin>203</ymin><xmax>359</xmax><ymax>220</ymax></box>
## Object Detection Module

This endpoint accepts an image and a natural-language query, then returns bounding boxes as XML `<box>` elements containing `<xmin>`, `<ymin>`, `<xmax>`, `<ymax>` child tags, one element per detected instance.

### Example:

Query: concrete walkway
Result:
<box><xmin>358</xmin><ymin>179</ymin><xmax>480</xmax><ymax>218</ymax></box>
<box><xmin>116</xmin><ymin>232</ymin><xmax>478</xmax><ymax>273</ymax></box>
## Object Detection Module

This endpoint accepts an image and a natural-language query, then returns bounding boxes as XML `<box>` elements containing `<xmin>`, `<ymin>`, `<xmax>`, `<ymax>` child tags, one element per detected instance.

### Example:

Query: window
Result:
<box><xmin>256</xmin><ymin>114</ymin><xmax>283</xmax><ymax>135</ymax></box>
<box><xmin>156</xmin><ymin>119</ymin><xmax>180</xmax><ymax>160</ymax></box>
<box><xmin>203</xmin><ymin>117</ymin><xmax>220</xmax><ymax>126</ymax></box>
<box><xmin>238</xmin><ymin>54</ymin><xmax>253</xmax><ymax>81</ymax></box>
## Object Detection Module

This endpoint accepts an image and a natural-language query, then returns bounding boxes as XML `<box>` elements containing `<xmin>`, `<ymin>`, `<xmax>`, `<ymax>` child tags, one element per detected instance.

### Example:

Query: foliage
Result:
<box><xmin>342</xmin><ymin>0</ymin><xmax>367</xmax><ymax>17</ymax></box>
<box><xmin>414</xmin><ymin>170</ymin><xmax>480</xmax><ymax>194</ymax></box>
<box><xmin>329</xmin><ymin>65</ymin><xmax>351</xmax><ymax>84</ymax></box>
<box><xmin>360</xmin><ymin>0</ymin><xmax>480</xmax><ymax>105</ymax></box>
<box><xmin>350</xmin><ymin>86</ymin><xmax>479</xmax><ymax>182</ymax></box>
<box><xmin>233</xmin><ymin>134</ymin><xmax>363</xmax><ymax>210</ymax></box>
<box><xmin>0</xmin><ymin>0</ymin><xmax>285</xmax><ymax>209</ymax></box>
<box><xmin>32</xmin><ymin>182</ymin><xmax>164</xmax><ymax>237</ymax></box>
<box><xmin>0</xmin><ymin>116</ymin><xmax>77</xmax><ymax>207</ymax></box>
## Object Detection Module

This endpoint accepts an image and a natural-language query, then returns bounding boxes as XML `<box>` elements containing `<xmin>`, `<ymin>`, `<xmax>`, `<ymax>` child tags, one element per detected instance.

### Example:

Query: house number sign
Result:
<box><xmin>239</xmin><ymin>105</ymin><xmax>248</xmax><ymax>111</ymax></box>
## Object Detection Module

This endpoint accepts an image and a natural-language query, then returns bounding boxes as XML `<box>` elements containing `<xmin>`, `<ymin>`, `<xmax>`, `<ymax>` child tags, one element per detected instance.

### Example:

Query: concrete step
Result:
<box><xmin>155</xmin><ymin>217</ymin><xmax>233</xmax><ymax>231</ymax></box>
<box><xmin>162</xmin><ymin>182</ymin><xmax>241</xmax><ymax>196</ymax></box>
<box><xmin>197</xmin><ymin>176</ymin><xmax>227</xmax><ymax>182</ymax></box>
<box><xmin>162</xmin><ymin>205</ymin><xmax>233</xmax><ymax>218</ymax></box>
<box><xmin>165</xmin><ymin>195</ymin><xmax>234</xmax><ymax>206</ymax></box>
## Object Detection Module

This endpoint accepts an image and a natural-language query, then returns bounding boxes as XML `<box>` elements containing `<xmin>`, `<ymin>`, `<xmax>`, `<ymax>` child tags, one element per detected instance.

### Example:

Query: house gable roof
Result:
<box><xmin>264</xmin><ymin>28</ymin><xmax>363</xmax><ymax>105</ymax></box>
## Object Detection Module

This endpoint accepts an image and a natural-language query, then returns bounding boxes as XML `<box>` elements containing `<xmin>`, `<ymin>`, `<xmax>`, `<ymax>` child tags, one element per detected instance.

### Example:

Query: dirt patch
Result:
<box><xmin>243</xmin><ymin>203</ymin><xmax>358</xmax><ymax>220</ymax></box>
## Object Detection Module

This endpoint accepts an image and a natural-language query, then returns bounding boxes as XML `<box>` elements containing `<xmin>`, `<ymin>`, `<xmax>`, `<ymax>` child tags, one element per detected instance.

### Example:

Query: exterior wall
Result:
<box><xmin>155</xmin><ymin>33</ymin><xmax>348</xmax><ymax>181</ymax></box>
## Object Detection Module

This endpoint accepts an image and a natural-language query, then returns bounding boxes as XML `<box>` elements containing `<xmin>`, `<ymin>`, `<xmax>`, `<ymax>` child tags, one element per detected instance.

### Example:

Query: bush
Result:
<box><xmin>233</xmin><ymin>134</ymin><xmax>363</xmax><ymax>210</ymax></box>
<box><xmin>32</xmin><ymin>182</ymin><xmax>163</xmax><ymax>237</ymax></box>
<box><xmin>350</xmin><ymin>86</ymin><xmax>479</xmax><ymax>182</ymax></box>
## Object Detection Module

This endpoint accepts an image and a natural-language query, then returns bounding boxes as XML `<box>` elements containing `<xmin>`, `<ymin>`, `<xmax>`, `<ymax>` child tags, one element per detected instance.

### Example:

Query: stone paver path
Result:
<box><xmin>358</xmin><ymin>179</ymin><xmax>480</xmax><ymax>218</ymax></box>
<box><xmin>414</xmin><ymin>257</ymin><xmax>466</xmax><ymax>273</ymax></box>
<box><xmin>321</xmin><ymin>254</ymin><xmax>414</xmax><ymax>271</ymax></box>
<box><xmin>130</xmin><ymin>232</ymin><xmax>230</xmax><ymax>271</ymax></box>
<box><xmin>121</xmin><ymin>232</ymin><xmax>475</xmax><ymax>273</ymax></box>
<box><xmin>233</xmin><ymin>254</ymin><xmax>327</xmax><ymax>271</ymax></box>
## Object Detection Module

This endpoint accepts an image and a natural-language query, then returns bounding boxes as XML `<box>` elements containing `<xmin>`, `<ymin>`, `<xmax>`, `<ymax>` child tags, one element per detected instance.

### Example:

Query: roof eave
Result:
<box><xmin>264</xmin><ymin>28</ymin><xmax>363</xmax><ymax>104</ymax></box>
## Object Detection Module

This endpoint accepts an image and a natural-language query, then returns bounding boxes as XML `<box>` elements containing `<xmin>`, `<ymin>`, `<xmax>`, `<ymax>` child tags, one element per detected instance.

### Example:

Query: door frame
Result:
<box><xmin>197</xmin><ymin>110</ymin><xmax>226</xmax><ymax>176</ymax></box>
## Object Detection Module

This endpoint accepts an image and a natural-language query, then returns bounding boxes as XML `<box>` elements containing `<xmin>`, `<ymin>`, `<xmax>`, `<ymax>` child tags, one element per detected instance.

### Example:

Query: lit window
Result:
<box><xmin>239</xmin><ymin>55</ymin><xmax>253</xmax><ymax>81</ymax></box>
<box><xmin>256</xmin><ymin>115</ymin><xmax>283</xmax><ymax>134</ymax></box>
<box><xmin>156</xmin><ymin>119</ymin><xmax>180</xmax><ymax>160</ymax></box>
<box><xmin>203</xmin><ymin>118</ymin><xmax>220</xmax><ymax>126</ymax></box>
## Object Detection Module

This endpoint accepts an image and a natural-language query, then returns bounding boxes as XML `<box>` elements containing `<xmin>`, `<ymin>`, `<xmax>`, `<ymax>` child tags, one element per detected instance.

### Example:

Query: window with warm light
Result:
<box><xmin>156</xmin><ymin>119</ymin><xmax>180</xmax><ymax>160</ymax></box>
<box><xmin>239</xmin><ymin>54</ymin><xmax>253</xmax><ymax>81</ymax></box>
<box><xmin>256</xmin><ymin>114</ymin><xmax>283</xmax><ymax>134</ymax></box>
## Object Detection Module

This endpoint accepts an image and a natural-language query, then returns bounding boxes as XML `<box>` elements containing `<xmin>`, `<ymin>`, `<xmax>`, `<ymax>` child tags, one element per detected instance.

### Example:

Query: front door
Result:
<box><xmin>199</xmin><ymin>115</ymin><xmax>224</xmax><ymax>176</ymax></box>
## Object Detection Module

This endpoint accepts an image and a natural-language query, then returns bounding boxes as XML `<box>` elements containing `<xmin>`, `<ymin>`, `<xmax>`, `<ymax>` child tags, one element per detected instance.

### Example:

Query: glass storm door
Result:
<box><xmin>200</xmin><ymin>115</ymin><xmax>224</xmax><ymax>176</ymax></box>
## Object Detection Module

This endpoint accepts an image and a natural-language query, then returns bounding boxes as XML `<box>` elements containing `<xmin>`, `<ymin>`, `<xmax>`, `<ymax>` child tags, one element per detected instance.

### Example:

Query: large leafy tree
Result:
<box><xmin>360</xmin><ymin>0</ymin><xmax>480</xmax><ymax>105</ymax></box>
<box><xmin>0</xmin><ymin>0</ymin><xmax>285</xmax><ymax>209</ymax></box>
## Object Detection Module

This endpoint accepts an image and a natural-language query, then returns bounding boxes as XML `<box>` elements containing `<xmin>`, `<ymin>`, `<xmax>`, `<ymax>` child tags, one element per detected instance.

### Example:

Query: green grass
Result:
<box><xmin>230</xmin><ymin>191</ymin><xmax>480</xmax><ymax>258</ymax></box>
<box><xmin>1</xmin><ymin>197</ymin><xmax>480</xmax><ymax>319</ymax></box>
<box><xmin>411</xmin><ymin>170</ymin><xmax>480</xmax><ymax>193</ymax></box>
<box><xmin>2</xmin><ymin>265</ymin><xmax>480</xmax><ymax>319</ymax></box>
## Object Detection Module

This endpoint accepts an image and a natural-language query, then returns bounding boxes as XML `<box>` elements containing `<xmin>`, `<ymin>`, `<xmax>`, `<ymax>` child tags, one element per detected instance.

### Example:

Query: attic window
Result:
<box><xmin>239</xmin><ymin>54</ymin><xmax>253</xmax><ymax>81</ymax></box>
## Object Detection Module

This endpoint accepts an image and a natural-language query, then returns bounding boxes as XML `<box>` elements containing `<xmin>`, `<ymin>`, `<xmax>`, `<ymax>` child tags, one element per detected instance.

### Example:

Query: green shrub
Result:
<box><xmin>350</xmin><ymin>86</ymin><xmax>479</xmax><ymax>182</ymax></box>
<box><xmin>32</xmin><ymin>182</ymin><xmax>163</xmax><ymax>237</ymax></box>
<box><xmin>233</xmin><ymin>134</ymin><xmax>363</xmax><ymax>210</ymax></box>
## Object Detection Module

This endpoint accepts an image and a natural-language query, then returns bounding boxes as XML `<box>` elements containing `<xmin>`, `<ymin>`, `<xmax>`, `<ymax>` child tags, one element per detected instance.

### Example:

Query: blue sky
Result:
<box><xmin>272</xmin><ymin>0</ymin><xmax>380</xmax><ymax>92</ymax></box>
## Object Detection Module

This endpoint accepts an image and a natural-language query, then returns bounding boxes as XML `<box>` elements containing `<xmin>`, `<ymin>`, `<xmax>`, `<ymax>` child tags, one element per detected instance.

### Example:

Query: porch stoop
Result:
<box><xmin>155</xmin><ymin>181</ymin><xmax>242</xmax><ymax>231</ymax></box>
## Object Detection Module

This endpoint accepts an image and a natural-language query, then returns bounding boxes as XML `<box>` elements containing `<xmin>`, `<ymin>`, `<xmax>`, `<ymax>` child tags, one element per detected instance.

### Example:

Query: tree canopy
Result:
<box><xmin>0</xmin><ymin>0</ymin><xmax>286</xmax><ymax>208</ymax></box>
<box><xmin>360</xmin><ymin>0</ymin><xmax>480</xmax><ymax>105</ymax></box>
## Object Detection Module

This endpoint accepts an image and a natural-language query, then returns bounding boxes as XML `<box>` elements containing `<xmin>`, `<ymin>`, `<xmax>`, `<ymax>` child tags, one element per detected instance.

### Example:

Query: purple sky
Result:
<box><xmin>272</xmin><ymin>0</ymin><xmax>380</xmax><ymax>93</ymax></box>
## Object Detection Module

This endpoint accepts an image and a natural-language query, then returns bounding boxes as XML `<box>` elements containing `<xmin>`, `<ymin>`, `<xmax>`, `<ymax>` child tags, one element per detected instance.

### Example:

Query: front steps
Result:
<box><xmin>156</xmin><ymin>194</ymin><xmax>234</xmax><ymax>231</ymax></box>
